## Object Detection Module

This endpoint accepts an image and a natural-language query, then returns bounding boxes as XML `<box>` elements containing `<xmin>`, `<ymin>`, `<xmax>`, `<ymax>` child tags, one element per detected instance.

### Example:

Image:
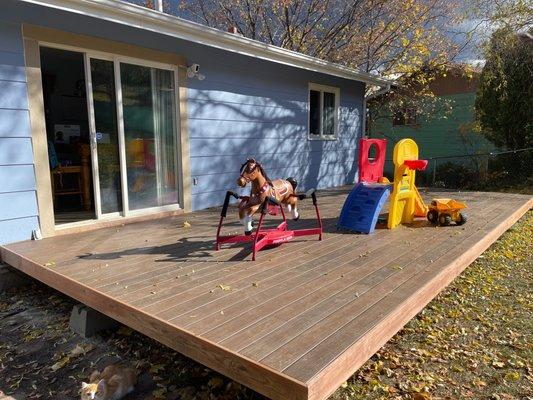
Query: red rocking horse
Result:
<box><xmin>236</xmin><ymin>158</ymin><xmax>299</xmax><ymax>235</ymax></box>
<box><xmin>215</xmin><ymin>158</ymin><xmax>323</xmax><ymax>261</ymax></box>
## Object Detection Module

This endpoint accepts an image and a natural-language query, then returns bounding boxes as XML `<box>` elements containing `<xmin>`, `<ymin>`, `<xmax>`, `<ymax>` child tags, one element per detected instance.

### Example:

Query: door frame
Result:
<box><xmin>23</xmin><ymin>25</ymin><xmax>191</xmax><ymax>237</ymax></box>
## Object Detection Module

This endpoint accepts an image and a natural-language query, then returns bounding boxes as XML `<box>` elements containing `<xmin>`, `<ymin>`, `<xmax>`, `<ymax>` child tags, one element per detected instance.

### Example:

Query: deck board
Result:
<box><xmin>265</xmin><ymin>203</ymin><xmax>503</xmax><ymax>373</ymax></box>
<box><xmin>1</xmin><ymin>187</ymin><xmax>530</xmax><ymax>400</ymax></box>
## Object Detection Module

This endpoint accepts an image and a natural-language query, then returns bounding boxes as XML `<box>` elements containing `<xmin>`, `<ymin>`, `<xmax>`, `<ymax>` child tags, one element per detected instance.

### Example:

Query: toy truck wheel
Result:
<box><xmin>427</xmin><ymin>210</ymin><xmax>439</xmax><ymax>224</ymax></box>
<box><xmin>457</xmin><ymin>212</ymin><xmax>467</xmax><ymax>226</ymax></box>
<box><xmin>439</xmin><ymin>213</ymin><xmax>451</xmax><ymax>226</ymax></box>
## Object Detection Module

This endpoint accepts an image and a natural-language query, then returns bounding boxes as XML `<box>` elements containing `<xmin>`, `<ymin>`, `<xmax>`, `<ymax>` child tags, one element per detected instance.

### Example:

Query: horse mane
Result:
<box><xmin>257</xmin><ymin>163</ymin><xmax>271</xmax><ymax>184</ymax></box>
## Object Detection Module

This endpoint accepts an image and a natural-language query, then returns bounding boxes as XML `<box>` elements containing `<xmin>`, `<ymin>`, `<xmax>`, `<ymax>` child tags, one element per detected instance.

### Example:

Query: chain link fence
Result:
<box><xmin>414</xmin><ymin>148</ymin><xmax>533</xmax><ymax>191</ymax></box>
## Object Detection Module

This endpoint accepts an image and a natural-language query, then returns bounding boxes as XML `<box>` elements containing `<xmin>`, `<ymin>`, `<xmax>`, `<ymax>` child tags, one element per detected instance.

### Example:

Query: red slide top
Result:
<box><xmin>404</xmin><ymin>159</ymin><xmax>428</xmax><ymax>171</ymax></box>
<box><xmin>359</xmin><ymin>138</ymin><xmax>387</xmax><ymax>183</ymax></box>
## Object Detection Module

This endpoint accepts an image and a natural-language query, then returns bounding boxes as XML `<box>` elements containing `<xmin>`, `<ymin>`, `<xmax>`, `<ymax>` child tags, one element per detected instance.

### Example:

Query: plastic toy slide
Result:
<box><xmin>387</xmin><ymin>138</ymin><xmax>428</xmax><ymax>229</ymax></box>
<box><xmin>413</xmin><ymin>186</ymin><xmax>429</xmax><ymax>217</ymax></box>
<box><xmin>338</xmin><ymin>182</ymin><xmax>391</xmax><ymax>234</ymax></box>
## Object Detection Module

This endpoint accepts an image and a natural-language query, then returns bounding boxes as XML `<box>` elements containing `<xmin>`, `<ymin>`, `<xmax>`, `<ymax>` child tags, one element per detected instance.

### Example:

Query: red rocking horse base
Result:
<box><xmin>215</xmin><ymin>189</ymin><xmax>323</xmax><ymax>261</ymax></box>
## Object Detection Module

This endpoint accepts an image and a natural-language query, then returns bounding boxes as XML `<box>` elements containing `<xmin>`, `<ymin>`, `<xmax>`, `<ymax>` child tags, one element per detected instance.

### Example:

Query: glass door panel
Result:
<box><xmin>120</xmin><ymin>62</ymin><xmax>178</xmax><ymax>210</ymax></box>
<box><xmin>89</xmin><ymin>58</ymin><xmax>123</xmax><ymax>214</ymax></box>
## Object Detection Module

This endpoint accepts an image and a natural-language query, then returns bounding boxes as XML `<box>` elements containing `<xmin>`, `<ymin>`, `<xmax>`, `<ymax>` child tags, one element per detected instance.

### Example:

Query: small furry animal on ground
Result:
<box><xmin>80</xmin><ymin>364</ymin><xmax>137</xmax><ymax>400</ymax></box>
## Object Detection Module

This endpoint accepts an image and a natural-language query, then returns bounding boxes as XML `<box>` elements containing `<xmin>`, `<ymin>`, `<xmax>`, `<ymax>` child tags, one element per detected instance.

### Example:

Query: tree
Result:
<box><xmin>180</xmin><ymin>0</ymin><xmax>466</xmax><ymax>74</ymax></box>
<box><xmin>475</xmin><ymin>28</ymin><xmax>533</xmax><ymax>149</ymax></box>
<box><xmin>178</xmin><ymin>0</ymin><xmax>473</xmax><ymax>130</ymax></box>
<box><xmin>465</xmin><ymin>0</ymin><xmax>532</xmax><ymax>33</ymax></box>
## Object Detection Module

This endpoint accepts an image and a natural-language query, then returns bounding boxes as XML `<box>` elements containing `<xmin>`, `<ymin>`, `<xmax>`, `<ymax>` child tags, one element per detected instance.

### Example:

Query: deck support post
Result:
<box><xmin>69</xmin><ymin>304</ymin><xmax>120</xmax><ymax>337</ymax></box>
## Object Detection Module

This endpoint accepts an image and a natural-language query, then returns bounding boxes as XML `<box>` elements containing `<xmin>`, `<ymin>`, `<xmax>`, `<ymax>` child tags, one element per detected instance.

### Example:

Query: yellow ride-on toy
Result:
<box><xmin>427</xmin><ymin>198</ymin><xmax>467</xmax><ymax>226</ymax></box>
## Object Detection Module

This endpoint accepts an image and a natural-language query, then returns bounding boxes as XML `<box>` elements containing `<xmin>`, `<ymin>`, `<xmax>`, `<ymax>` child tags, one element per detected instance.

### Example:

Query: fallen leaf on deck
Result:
<box><xmin>183</xmin><ymin>221</ymin><xmax>191</xmax><ymax>228</ymax></box>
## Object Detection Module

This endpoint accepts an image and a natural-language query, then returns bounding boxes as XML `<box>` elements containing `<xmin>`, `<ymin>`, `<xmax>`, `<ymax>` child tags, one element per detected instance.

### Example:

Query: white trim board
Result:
<box><xmin>19</xmin><ymin>0</ymin><xmax>393</xmax><ymax>87</ymax></box>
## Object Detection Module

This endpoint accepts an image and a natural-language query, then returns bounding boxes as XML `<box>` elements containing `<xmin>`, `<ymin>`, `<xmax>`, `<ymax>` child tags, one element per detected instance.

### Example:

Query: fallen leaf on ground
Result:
<box><xmin>51</xmin><ymin>356</ymin><xmax>70</xmax><ymax>371</ymax></box>
<box><xmin>70</xmin><ymin>344</ymin><xmax>95</xmax><ymax>357</ymax></box>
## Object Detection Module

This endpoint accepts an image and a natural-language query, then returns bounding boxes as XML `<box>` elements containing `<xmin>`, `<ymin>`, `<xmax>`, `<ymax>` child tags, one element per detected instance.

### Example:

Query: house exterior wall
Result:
<box><xmin>369</xmin><ymin>92</ymin><xmax>496</xmax><ymax>177</ymax></box>
<box><xmin>186</xmin><ymin>54</ymin><xmax>363</xmax><ymax>210</ymax></box>
<box><xmin>0</xmin><ymin>19</ymin><xmax>40</xmax><ymax>244</ymax></box>
<box><xmin>0</xmin><ymin>1</ymin><xmax>364</xmax><ymax>244</ymax></box>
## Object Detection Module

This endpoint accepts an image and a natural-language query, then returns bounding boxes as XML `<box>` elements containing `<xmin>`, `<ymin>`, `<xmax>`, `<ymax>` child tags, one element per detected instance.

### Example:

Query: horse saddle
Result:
<box><xmin>270</xmin><ymin>179</ymin><xmax>291</xmax><ymax>199</ymax></box>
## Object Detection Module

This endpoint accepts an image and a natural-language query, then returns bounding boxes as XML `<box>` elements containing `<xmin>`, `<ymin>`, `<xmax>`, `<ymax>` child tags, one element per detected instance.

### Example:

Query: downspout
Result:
<box><xmin>362</xmin><ymin>83</ymin><xmax>391</xmax><ymax>138</ymax></box>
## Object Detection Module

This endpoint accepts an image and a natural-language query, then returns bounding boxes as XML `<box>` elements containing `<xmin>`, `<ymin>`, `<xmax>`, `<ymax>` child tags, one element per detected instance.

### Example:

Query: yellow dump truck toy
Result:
<box><xmin>427</xmin><ymin>198</ymin><xmax>467</xmax><ymax>226</ymax></box>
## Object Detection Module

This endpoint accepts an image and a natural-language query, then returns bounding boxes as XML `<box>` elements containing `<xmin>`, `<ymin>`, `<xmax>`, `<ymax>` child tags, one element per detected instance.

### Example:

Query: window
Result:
<box><xmin>308</xmin><ymin>83</ymin><xmax>340</xmax><ymax>139</ymax></box>
<box><xmin>393</xmin><ymin>107</ymin><xmax>418</xmax><ymax>126</ymax></box>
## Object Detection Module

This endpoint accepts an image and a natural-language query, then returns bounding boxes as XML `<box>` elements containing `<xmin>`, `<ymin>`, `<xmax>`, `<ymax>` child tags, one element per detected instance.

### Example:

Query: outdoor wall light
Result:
<box><xmin>187</xmin><ymin>63</ymin><xmax>205</xmax><ymax>80</ymax></box>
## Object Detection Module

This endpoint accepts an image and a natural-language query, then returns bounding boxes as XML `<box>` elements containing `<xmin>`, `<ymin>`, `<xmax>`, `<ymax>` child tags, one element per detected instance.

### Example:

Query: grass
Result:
<box><xmin>0</xmin><ymin>212</ymin><xmax>531</xmax><ymax>400</ymax></box>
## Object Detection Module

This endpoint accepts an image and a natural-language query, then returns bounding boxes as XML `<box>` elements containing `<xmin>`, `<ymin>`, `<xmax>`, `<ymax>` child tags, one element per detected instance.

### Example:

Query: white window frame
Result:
<box><xmin>308</xmin><ymin>82</ymin><xmax>340</xmax><ymax>140</ymax></box>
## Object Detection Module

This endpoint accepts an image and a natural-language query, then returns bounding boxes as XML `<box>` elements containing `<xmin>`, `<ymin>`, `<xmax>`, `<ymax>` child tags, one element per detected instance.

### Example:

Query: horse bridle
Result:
<box><xmin>239</xmin><ymin>160</ymin><xmax>258</xmax><ymax>183</ymax></box>
<box><xmin>239</xmin><ymin>158</ymin><xmax>272</xmax><ymax>188</ymax></box>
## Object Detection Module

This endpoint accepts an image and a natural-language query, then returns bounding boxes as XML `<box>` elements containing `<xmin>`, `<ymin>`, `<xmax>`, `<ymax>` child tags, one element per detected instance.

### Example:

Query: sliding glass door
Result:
<box><xmin>120</xmin><ymin>63</ymin><xmax>178</xmax><ymax>210</ymax></box>
<box><xmin>86</xmin><ymin>55</ymin><xmax>179</xmax><ymax>218</ymax></box>
<box><xmin>88</xmin><ymin>58</ymin><xmax>123</xmax><ymax>214</ymax></box>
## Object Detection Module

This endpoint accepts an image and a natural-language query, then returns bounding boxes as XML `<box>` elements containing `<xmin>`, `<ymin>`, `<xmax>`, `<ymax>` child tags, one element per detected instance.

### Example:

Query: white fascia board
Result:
<box><xmin>19</xmin><ymin>0</ymin><xmax>393</xmax><ymax>87</ymax></box>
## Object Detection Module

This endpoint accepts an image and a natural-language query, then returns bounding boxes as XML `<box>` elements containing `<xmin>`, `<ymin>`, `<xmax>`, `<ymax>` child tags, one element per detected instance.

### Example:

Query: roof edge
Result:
<box><xmin>19</xmin><ymin>0</ymin><xmax>392</xmax><ymax>86</ymax></box>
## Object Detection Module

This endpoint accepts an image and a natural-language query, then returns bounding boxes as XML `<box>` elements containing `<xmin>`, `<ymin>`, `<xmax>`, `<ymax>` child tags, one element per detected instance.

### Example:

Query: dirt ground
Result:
<box><xmin>0</xmin><ymin>212</ymin><xmax>531</xmax><ymax>400</ymax></box>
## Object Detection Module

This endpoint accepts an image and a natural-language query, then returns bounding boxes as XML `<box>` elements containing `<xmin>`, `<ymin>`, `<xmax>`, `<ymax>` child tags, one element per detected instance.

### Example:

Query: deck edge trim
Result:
<box><xmin>306</xmin><ymin>197</ymin><xmax>532</xmax><ymax>400</ymax></box>
<box><xmin>0</xmin><ymin>246</ymin><xmax>309</xmax><ymax>400</ymax></box>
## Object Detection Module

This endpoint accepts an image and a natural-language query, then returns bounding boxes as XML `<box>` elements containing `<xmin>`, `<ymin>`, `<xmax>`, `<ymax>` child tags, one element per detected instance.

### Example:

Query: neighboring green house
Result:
<box><xmin>368</xmin><ymin>69</ymin><xmax>496</xmax><ymax>182</ymax></box>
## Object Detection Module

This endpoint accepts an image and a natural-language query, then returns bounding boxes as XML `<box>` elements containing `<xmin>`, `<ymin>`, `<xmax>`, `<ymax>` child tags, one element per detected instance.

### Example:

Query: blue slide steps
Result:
<box><xmin>337</xmin><ymin>183</ymin><xmax>391</xmax><ymax>234</ymax></box>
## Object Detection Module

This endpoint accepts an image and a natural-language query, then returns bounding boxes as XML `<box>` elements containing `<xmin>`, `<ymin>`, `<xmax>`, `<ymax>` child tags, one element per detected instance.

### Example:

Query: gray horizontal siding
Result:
<box><xmin>0</xmin><ymin>18</ymin><xmax>24</xmax><ymax>53</ymax></box>
<box><xmin>0</xmin><ymin>109</ymin><xmax>31</xmax><ymax>137</ymax></box>
<box><xmin>0</xmin><ymin>20</ymin><xmax>38</xmax><ymax>244</ymax></box>
<box><xmin>178</xmin><ymin>34</ymin><xmax>363</xmax><ymax>209</ymax></box>
<box><xmin>0</xmin><ymin>165</ymin><xmax>36</xmax><ymax>194</ymax></box>
<box><xmin>0</xmin><ymin>191</ymin><xmax>38</xmax><ymax>220</ymax></box>
<box><xmin>0</xmin><ymin>216</ymin><xmax>39</xmax><ymax>244</ymax></box>
<box><xmin>186</xmin><ymin>50</ymin><xmax>363</xmax><ymax>210</ymax></box>
<box><xmin>191</xmin><ymin>149</ymin><xmax>356</xmax><ymax>174</ymax></box>
<box><xmin>1</xmin><ymin>2</ymin><xmax>364</xmax><ymax>222</ymax></box>
<box><xmin>0</xmin><ymin>137</ymin><xmax>34</xmax><ymax>165</ymax></box>
<box><xmin>0</xmin><ymin>80</ymin><xmax>29</xmax><ymax>109</ymax></box>
<box><xmin>0</xmin><ymin>50</ymin><xmax>26</xmax><ymax>82</ymax></box>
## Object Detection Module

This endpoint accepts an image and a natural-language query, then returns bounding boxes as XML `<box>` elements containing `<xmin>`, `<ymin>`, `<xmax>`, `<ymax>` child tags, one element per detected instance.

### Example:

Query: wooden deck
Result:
<box><xmin>1</xmin><ymin>187</ymin><xmax>531</xmax><ymax>400</ymax></box>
